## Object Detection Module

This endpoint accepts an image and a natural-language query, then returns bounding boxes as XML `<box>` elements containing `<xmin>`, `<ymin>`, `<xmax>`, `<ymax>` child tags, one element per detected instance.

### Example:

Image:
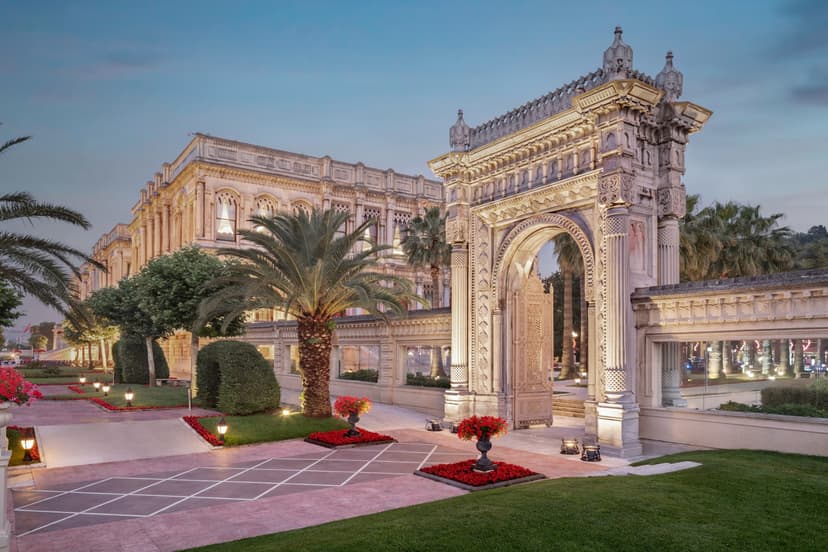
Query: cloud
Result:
<box><xmin>790</xmin><ymin>67</ymin><xmax>828</xmax><ymax>105</ymax></box>
<box><xmin>774</xmin><ymin>0</ymin><xmax>828</xmax><ymax>58</ymax></box>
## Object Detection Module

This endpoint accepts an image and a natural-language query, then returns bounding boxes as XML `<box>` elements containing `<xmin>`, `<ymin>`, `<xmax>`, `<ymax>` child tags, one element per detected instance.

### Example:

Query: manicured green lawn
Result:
<box><xmin>197</xmin><ymin>413</ymin><xmax>348</xmax><ymax>446</ymax></box>
<box><xmin>186</xmin><ymin>450</ymin><xmax>828</xmax><ymax>551</ymax></box>
<box><xmin>49</xmin><ymin>384</ymin><xmax>199</xmax><ymax>407</ymax></box>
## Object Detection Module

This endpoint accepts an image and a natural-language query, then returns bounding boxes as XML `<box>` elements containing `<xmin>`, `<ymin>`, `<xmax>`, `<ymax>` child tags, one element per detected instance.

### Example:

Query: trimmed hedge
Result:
<box><xmin>338</xmin><ymin>369</ymin><xmax>378</xmax><ymax>383</ymax></box>
<box><xmin>112</xmin><ymin>336</ymin><xmax>169</xmax><ymax>384</ymax></box>
<box><xmin>196</xmin><ymin>340</ymin><xmax>280</xmax><ymax>415</ymax></box>
<box><xmin>406</xmin><ymin>373</ymin><xmax>450</xmax><ymax>388</ymax></box>
<box><xmin>761</xmin><ymin>381</ymin><xmax>827</xmax><ymax>409</ymax></box>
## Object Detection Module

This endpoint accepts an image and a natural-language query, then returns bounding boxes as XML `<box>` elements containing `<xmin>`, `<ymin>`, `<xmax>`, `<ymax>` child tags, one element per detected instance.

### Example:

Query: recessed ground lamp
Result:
<box><xmin>281</xmin><ymin>408</ymin><xmax>291</xmax><ymax>416</ymax></box>
<box><xmin>216</xmin><ymin>417</ymin><xmax>228</xmax><ymax>443</ymax></box>
<box><xmin>21</xmin><ymin>428</ymin><xmax>35</xmax><ymax>463</ymax></box>
<box><xmin>93</xmin><ymin>380</ymin><xmax>101</xmax><ymax>392</ymax></box>
<box><xmin>102</xmin><ymin>384</ymin><xmax>110</xmax><ymax>397</ymax></box>
<box><xmin>79</xmin><ymin>376</ymin><xmax>87</xmax><ymax>385</ymax></box>
<box><xmin>574</xmin><ymin>377</ymin><xmax>582</xmax><ymax>385</ymax></box>
<box><xmin>125</xmin><ymin>387</ymin><xmax>134</xmax><ymax>407</ymax></box>
<box><xmin>581</xmin><ymin>443</ymin><xmax>601</xmax><ymax>462</ymax></box>
<box><xmin>425</xmin><ymin>419</ymin><xmax>443</xmax><ymax>431</ymax></box>
<box><xmin>560</xmin><ymin>438</ymin><xmax>580</xmax><ymax>455</ymax></box>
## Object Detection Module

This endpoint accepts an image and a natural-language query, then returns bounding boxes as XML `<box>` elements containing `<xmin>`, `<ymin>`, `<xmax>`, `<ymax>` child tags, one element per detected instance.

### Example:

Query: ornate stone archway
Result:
<box><xmin>429</xmin><ymin>28</ymin><xmax>710</xmax><ymax>456</ymax></box>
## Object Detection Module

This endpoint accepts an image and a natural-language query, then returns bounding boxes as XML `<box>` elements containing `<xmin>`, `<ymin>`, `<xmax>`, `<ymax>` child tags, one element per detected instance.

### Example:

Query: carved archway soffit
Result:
<box><xmin>491</xmin><ymin>212</ymin><xmax>595</xmax><ymax>300</ymax></box>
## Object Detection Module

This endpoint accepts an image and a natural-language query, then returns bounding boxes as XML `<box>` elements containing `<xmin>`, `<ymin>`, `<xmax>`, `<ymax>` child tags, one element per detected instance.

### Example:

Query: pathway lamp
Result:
<box><xmin>125</xmin><ymin>387</ymin><xmax>134</xmax><ymax>407</ymax></box>
<box><xmin>216</xmin><ymin>417</ymin><xmax>228</xmax><ymax>443</ymax></box>
<box><xmin>93</xmin><ymin>380</ymin><xmax>101</xmax><ymax>392</ymax></box>
<box><xmin>560</xmin><ymin>438</ymin><xmax>580</xmax><ymax>455</ymax></box>
<box><xmin>281</xmin><ymin>408</ymin><xmax>292</xmax><ymax>416</ymax></box>
<box><xmin>79</xmin><ymin>376</ymin><xmax>87</xmax><ymax>385</ymax></box>
<box><xmin>102</xmin><ymin>384</ymin><xmax>110</xmax><ymax>397</ymax></box>
<box><xmin>574</xmin><ymin>377</ymin><xmax>582</xmax><ymax>385</ymax></box>
<box><xmin>21</xmin><ymin>429</ymin><xmax>35</xmax><ymax>463</ymax></box>
<box><xmin>581</xmin><ymin>443</ymin><xmax>602</xmax><ymax>462</ymax></box>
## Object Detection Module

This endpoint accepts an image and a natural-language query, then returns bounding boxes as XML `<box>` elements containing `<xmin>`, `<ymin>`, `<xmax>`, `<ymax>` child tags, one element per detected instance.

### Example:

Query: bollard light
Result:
<box><xmin>216</xmin><ymin>416</ymin><xmax>228</xmax><ymax>443</ymax></box>
<box><xmin>93</xmin><ymin>380</ymin><xmax>101</xmax><ymax>392</ymax></box>
<box><xmin>560</xmin><ymin>438</ymin><xmax>580</xmax><ymax>455</ymax></box>
<box><xmin>125</xmin><ymin>387</ymin><xmax>134</xmax><ymax>407</ymax></box>
<box><xmin>21</xmin><ymin>428</ymin><xmax>35</xmax><ymax>463</ymax></box>
<box><xmin>575</xmin><ymin>378</ymin><xmax>582</xmax><ymax>385</ymax></box>
<box><xmin>79</xmin><ymin>376</ymin><xmax>87</xmax><ymax>385</ymax></box>
<box><xmin>102</xmin><ymin>384</ymin><xmax>110</xmax><ymax>396</ymax></box>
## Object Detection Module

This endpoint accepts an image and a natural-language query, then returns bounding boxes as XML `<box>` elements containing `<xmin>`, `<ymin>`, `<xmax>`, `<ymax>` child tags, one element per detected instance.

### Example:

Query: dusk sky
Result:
<box><xmin>1</xmin><ymin>0</ymin><xmax>826</xmax><ymax>339</ymax></box>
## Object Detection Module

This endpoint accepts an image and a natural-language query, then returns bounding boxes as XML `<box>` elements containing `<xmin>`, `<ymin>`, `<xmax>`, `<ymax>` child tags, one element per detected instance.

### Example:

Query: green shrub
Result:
<box><xmin>406</xmin><ymin>373</ymin><xmax>450</xmax><ymax>388</ymax></box>
<box><xmin>338</xmin><ymin>369</ymin><xmax>378</xmax><ymax>383</ymax></box>
<box><xmin>761</xmin><ymin>383</ymin><xmax>827</xmax><ymax>409</ymax></box>
<box><xmin>196</xmin><ymin>340</ymin><xmax>280</xmax><ymax>415</ymax></box>
<box><xmin>719</xmin><ymin>400</ymin><xmax>827</xmax><ymax>418</ymax></box>
<box><xmin>112</xmin><ymin>336</ymin><xmax>169</xmax><ymax>384</ymax></box>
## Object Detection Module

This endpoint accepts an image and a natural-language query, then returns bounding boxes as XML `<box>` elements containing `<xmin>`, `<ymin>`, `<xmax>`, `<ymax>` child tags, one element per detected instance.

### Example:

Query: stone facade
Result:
<box><xmin>78</xmin><ymin>223</ymin><xmax>132</xmax><ymax>301</ymax></box>
<box><xmin>430</xmin><ymin>28</ymin><xmax>711</xmax><ymax>456</ymax></box>
<box><xmin>79</xmin><ymin>133</ymin><xmax>447</xmax><ymax>375</ymax></box>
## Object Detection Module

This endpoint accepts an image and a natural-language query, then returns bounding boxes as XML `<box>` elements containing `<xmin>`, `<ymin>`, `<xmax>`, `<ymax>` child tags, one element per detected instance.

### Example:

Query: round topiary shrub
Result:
<box><xmin>112</xmin><ymin>336</ymin><xmax>170</xmax><ymax>384</ymax></box>
<box><xmin>196</xmin><ymin>340</ymin><xmax>280</xmax><ymax>415</ymax></box>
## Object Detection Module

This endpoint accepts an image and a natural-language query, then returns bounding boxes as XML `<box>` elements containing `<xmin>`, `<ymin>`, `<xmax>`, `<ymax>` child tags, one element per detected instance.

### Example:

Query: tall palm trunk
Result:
<box><xmin>561</xmin><ymin>269</ymin><xmax>575</xmax><ymax>379</ymax></box>
<box><xmin>145</xmin><ymin>337</ymin><xmax>156</xmax><ymax>386</ymax></box>
<box><xmin>430</xmin><ymin>265</ymin><xmax>441</xmax><ymax>308</ymax></box>
<box><xmin>298</xmin><ymin>317</ymin><xmax>333</xmax><ymax>417</ymax></box>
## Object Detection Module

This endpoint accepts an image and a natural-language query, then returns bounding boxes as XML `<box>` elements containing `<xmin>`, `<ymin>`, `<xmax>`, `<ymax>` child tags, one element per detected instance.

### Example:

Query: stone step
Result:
<box><xmin>552</xmin><ymin>398</ymin><xmax>586</xmax><ymax>418</ymax></box>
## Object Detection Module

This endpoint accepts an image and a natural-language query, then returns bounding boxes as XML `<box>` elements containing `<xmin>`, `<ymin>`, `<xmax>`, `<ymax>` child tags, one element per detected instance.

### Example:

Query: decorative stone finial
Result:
<box><xmin>449</xmin><ymin>109</ymin><xmax>471</xmax><ymax>152</ymax></box>
<box><xmin>656</xmin><ymin>50</ymin><xmax>683</xmax><ymax>102</ymax></box>
<box><xmin>603</xmin><ymin>26</ymin><xmax>633</xmax><ymax>80</ymax></box>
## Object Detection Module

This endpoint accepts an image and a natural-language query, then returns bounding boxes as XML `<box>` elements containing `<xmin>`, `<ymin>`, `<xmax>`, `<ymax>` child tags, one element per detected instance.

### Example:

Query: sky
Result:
<box><xmin>1</xmin><ymin>0</ymin><xmax>826</xmax><ymax>341</ymax></box>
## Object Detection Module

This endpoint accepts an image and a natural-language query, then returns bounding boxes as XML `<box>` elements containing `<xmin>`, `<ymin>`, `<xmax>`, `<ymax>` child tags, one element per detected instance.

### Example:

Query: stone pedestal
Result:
<box><xmin>584</xmin><ymin>399</ymin><xmax>599</xmax><ymax>438</ymax></box>
<box><xmin>597</xmin><ymin>401</ymin><xmax>643</xmax><ymax>457</ymax></box>
<box><xmin>708</xmin><ymin>342</ymin><xmax>722</xmax><ymax>380</ymax></box>
<box><xmin>443</xmin><ymin>388</ymin><xmax>474</xmax><ymax>423</ymax></box>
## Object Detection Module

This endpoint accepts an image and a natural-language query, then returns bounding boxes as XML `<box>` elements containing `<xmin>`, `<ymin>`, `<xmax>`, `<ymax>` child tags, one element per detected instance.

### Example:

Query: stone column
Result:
<box><xmin>708</xmin><ymin>341</ymin><xmax>723</xmax><ymax>380</ymax></box>
<box><xmin>722</xmin><ymin>341</ymin><xmax>733</xmax><ymax>375</ymax></box>
<box><xmin>657</xmin><ymin>216</ymin><xmax>685</xmax><ymax>405</ymax></box>
<box><xmin>597</xmin><ymin>203</ymin><xmax>642</xmax><ymax>457</ymax></box>
<box><xmin>584</xmin><ymin>302</ymin><xmax>599</xmax><ymax>436</ymax></box>
<box><xmin>153</xmin><ymin>207</ymin><xmax>161</xmax><ymax>259</ymax></box>
<box><xmin>195</xmin><ymin>181</ymin><xmax>204</xmax><ymax>239</ymax></box>
<box><xmin>793</xmin><ymin>339</ymin><xmax>804</xmax><ymax>377</ymax></box>
<box><xmin>761</xmin><ymin>340</ymin><xmax>772</xmax><ymax>374</ymax></box>
<box><xmin>444</xmin><ymin>243</ymin><xmax>472</xmax><ymax>422</ymax></box>
<box><xmin>161</xmin><ymin>203</ymin><xmax>170</xmax><ymax>254</ymax></box>
<box><xmin>492</xmin><ymin>308</ymin><xmax>502</xmax><ymax>394</ymax></box>
<box><xmin>779</xmin><ymin>339</ymin><xmax>791</xmax><ymax>376</ymax></box>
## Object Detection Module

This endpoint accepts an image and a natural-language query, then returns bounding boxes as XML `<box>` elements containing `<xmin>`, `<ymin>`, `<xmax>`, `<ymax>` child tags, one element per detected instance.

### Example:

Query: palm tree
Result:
<box><xmin>200</xmin><ymin>208</ymin><xmax>421</xmax><ymax>417</ymax></box>
<box><xmin>1</xmin><ymin>135</ymin><xmax>101</xmax><ymax>318</ymax></box>
<box><xmin>679</xmin><ymin>194</ymin><xmax>721</xmax><ymax>282</ymax></box>
<box><xmin>400</xmin><ymin>207</ymin><xmax>451</xmax><ymax>308</ymax></box>
<box><xmin>552</xmin><ymin>233</ymin><xmax>583</xmax><ymax>380</ymax></box>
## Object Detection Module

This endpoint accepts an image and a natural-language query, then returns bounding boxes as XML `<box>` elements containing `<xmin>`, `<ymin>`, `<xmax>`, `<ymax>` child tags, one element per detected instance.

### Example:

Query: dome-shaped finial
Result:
<box><xmin>656</xmin><ymin>50</ymin><xmax>683</xmax><ymax>102</ymax></box>
<box><xmin>450</xmin><ymin>109</ymin><xmax>471</xmax><ymax>152</ymax></box>
<box><xmin>603</xmin><ymin>26</ymin><xmax>633</xmax><ymax>80</ymax></box>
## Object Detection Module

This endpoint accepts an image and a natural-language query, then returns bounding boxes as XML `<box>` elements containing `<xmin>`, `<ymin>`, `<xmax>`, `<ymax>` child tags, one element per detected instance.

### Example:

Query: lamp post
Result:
<box><xmin>216</xmin><ymin>417</ymin><xmax>228</xmax><ymax>443</ymax></box>
<box><xmin>124</xmin><ymin>387</ymin><xmax>134</xmax><ymax>407</ymax></box>
<box><xmin>79</xmin><ymin>376</ymin><xmax>87</xmax><ymax>386</ymax></box>
<box><xmin>93</xmin><ymin>380</ymin><xmax>101</xmax><ymax>392</ymax></box>
<box><xmin>704</xmin><ymin>346</ymin><xmax>712</xmax><ymax>410</ymax></box>
<box><xmin>102</xmin><ymin>384</ymin><xmax>110</xmax><ymax>397</ymax></box>
<box><xmin>21</xmin><ymin>428</ymin><xmax>35</xmax><ymax>463</ymax></box>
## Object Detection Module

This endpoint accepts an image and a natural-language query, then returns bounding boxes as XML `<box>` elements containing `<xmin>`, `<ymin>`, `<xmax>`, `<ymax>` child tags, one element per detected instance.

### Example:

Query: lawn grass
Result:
<box><xmin>196</xmin><ymin>413</ymin><xmax>348</xmax><ymax>446</ymax></box>
<box><xmin>49</xmin><ymin>384</ymin><xmax>199</xmax><ymax>407</ymax></box>
<box><xmin>186</xmin><ymin>449</ymin><xmax>828</xmax><ymax>552</ymax></box>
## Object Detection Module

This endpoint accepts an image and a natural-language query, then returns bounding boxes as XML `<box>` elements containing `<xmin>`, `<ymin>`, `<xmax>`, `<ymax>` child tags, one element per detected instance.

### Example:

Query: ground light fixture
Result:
<box><xmin>281</xmin><ymin>408</ymin><xmax>291</xmax><ymax>416</ymax></box>
<box><xmin>93</xmin><ymin>380</ymin><xmax>101</xmax><ymax>392</ymax></box>
<box><xmin>581</xmin><ymin>443</ymin><xmax>602</xmax><ymax>462</ymax></box>
<box><xmin>560</xmin><ymin>438</ymin><xmax>580</xmax><ymax>455</ymax></box>
<box><xmin>574</xmin><ymin>378</ymin><xmax>582</xmax><ymax>385</ymax></box>
<box><xmin>216</xmin><ymin>417</ymin><xmax>228</xmax><ymax>443</ymax></box>
<box><xmin>102</xmin><ymin>384</ymin><xmax>110</xmax><ymax>396</ymax></box>
<box><xmin>21</xmin><ymin>428</ymin><xmax>35</xmax><ymax>462</ymax></box>
<box><xmin>79</xmin><ymin>376</ymin><xmax>87</xmax><ymax>385</ymax></box>
<box><xmin>125</xmin><ymin>387</ymin><xmax>134</xmax><ymax>407</ymax></box>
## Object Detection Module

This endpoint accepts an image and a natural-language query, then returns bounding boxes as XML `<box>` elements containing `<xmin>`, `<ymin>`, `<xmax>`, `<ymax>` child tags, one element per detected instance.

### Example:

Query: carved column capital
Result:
<box><xmin>598</xmin><ymin>172</ymin><xmax>635</xmax><ymax>207</ymax></box>
<box><xmin>657</xmin><ymin>187</ymin><xmax>686</xmax><ymax>218</ymax></box>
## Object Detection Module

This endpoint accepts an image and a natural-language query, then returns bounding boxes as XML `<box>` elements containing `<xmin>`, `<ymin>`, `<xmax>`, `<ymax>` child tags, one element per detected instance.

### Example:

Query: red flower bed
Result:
<box><xmin>419</xmin><ymin>459</ymin><xmax>541</xmax><ymax>487</ymax></box>
<box><xmin>7</xmin><ymin>425</ymin><xmax>41</xmax><ymax>463</ymax></box>
<box><xmin>305</xmin><ymin>427</ymin><xmax>395</xmax><ymax>448</ymax></box>
<box><xmin>183</xmin><ymin>415</ymin><xmax>223</xmax><ymax>446</ymax></box>
<box><xmin>68</xmin><ymin>385</ymin><xmax>86</xmax><ymax>394</ymax></box>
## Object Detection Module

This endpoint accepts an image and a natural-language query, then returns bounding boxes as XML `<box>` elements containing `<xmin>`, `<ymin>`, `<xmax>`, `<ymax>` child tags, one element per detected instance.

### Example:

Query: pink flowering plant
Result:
<box><xmin>0</xmin><ymin>367</ymin><xmax>43</xmax><ymax>406</ymax></box>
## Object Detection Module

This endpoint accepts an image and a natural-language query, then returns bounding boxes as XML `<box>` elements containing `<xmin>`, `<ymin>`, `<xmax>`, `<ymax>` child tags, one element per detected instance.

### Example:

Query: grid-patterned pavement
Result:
<box><xmin>13</xmin><ymin>441</ymin><xmax>471</xmax><ymax>536</ymax></box>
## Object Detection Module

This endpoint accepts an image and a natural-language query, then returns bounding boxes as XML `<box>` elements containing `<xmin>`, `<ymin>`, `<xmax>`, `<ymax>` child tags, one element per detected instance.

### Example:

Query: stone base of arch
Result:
<box><xmin>596</xmin><ymin>402</ymin><xmax>643</xmax><ymax>457</ymax></box>
<box><xmin>443</xmin><ymin>388</ymin><xmax>474</xmax><ymax>423</ymax></box>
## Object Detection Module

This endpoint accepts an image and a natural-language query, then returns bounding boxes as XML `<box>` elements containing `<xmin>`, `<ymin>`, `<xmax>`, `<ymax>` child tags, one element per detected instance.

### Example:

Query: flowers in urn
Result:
<box><xmin>0</xmin><ymin>367</ymin><xmax>43</xmax><ymax>406</ymax></box>
<box><xmin>456</xmin><ymin>415</ymin><xmax>508</xmax><ymax>472</ymax></box>
<box><xmin>456</xmin><ymin>415</ymin><xmax>507</xmax><ymax>441</ymax></box>
<box><xmin>333</xmin><ymin>396</ymin><xmax>371</xmax><ymax>437</ymax></box>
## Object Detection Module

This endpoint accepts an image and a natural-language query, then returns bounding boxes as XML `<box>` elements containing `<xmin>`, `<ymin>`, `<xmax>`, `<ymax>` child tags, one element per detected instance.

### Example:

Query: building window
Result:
<box><xmin>363</xmin><ymin>207</ymin><xmax>381</xmax><ymax>244</ymax></box>
<box><xmin>334</xmin><ymin>344</ymin><xmax>379</xmax><ymax>382</ymax></box>
<box><xmin>288</xmin><ymin>345</ymin><xmax>301</xmax><ymax>375</ymax></box>
<box><xmin>216</xmin><ymin>194</ymin><xmax>237</xmax><ymax>241</ymax></box>
<box><xmin>254</xmin><ymin>197</ymin><xmax>276</xmax><ymax>232</ymax></box>
<box><xmin>404</xmin><ymin>345</ymin><xmax>450</xmax><ymax>388</ymax></box>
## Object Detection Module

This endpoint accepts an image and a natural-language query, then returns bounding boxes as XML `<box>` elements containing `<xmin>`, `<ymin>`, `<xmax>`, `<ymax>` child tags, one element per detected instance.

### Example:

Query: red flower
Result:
<box><xmin>420</xmin><ymin>459</ymin><xmax>538</xmax><ymax>486</ymax></box>
<box><xmin>183</xmin><ymin>415</ymin><xmax>223</xmax><ymax>446</ymax></box>
<box><xmin>333</xmin><ymin>396</ymin><xmax>371</xmax><ymax>418</ymax></box>
<box><xmin>0</xmin><ymin>368</ymin><xmax>42</xmax><ymax>405</ymax></box>
<box><xmin>456</xmin><ymin>415</ymin><xmax>507</xmax><ymax>441</ymax></box>
<box><xmin>306</xmin><ymin>427</ymin><xmax>394</xmax><ymax>446</ymax></box>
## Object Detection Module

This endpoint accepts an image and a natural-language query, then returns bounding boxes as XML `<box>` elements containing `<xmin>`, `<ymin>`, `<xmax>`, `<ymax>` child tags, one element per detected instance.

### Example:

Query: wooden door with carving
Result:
<box><xmin>512</xmin><ymin>271</ymin><xmax>554</xmax><ymax>428</ymax></box>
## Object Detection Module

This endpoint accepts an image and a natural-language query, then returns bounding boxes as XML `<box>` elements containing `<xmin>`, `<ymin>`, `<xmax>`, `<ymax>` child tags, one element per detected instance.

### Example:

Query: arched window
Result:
<box><xmin>332</xmin><ymin>203</ymin><xmax>351</xmax><ymax>238</ymax></box>
<box><xmin>363</xmin><ymin>207</ymin><xmax>381</xmax><ymax>243</ymax></box>
<box><xmin>254</xmin><ymin>196</ymin><xmax>276</xmax><ymax>232</ymax></box>
<box><xmin>215</xmin><ymin>192</ymin><xmax>238</xmax><ymax>242</ymax></box>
